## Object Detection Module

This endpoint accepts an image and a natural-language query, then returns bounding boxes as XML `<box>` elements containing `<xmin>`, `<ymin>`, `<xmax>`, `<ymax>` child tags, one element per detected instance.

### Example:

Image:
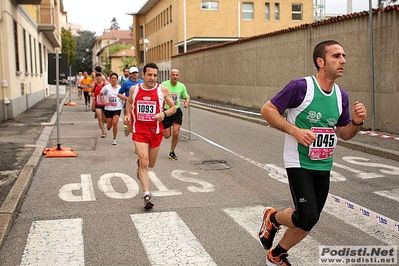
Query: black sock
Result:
<box><xmin>270</xmin><ymin>212</ymin><xmax>281</xmax><ymax>227</ymax></box>
<box><xmin>272</xmin><ymin>244</ymin><xmax>288</xmax><ymax>257</ymax></box>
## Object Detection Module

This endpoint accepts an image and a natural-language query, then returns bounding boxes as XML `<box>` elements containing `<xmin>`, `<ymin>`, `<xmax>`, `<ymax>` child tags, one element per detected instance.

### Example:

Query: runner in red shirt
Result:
<box><xmin>124</xmin><ymin>63</ymin><xmax>176</xmax><ymax>210</ymax></box>
<box><xmin>92</xmin><ymin>73</ymin><xmax>106</xmax><ymax>138</ymax></box>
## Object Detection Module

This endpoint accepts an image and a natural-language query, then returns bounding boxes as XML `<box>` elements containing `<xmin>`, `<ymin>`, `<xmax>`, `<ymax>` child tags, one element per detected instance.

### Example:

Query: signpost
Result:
<box><xmin>43</xmin><ymin>51</ymin><xmax>77</xmax><ymax>157</ymax></box>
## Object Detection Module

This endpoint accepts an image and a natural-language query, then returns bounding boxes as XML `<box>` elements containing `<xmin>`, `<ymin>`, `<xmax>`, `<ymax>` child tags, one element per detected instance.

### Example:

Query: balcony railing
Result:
<box><xmin>38</xmin><ymin>4</ymin><xmax>54</xmax><ymax>24</ymax></box>
<box><xmin>37</xmin><ymin>4</ymin><xmax>61</xmax><ymax>47</ymax></box>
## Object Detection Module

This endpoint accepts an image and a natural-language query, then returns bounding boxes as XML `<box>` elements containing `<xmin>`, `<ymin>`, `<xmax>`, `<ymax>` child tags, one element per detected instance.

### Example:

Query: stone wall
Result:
<box><xmin>171</xmin><ymin>7</ymin><xmax>399</xmax><ymax>134</ymax></box>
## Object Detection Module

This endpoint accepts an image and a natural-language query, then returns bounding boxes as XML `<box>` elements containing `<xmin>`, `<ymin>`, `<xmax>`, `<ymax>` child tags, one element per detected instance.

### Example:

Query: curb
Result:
<box><xmin>191</xmin><ymin>103</ymin><xmax>399</xmax><ymax>163</ymax></box>
<box><xmin>338</xmin><ymin>139</ymin><xmax>399</xmax><ymax>162</ymax></box>
<box><xmin>0</xmin><ymin>92</ymin><xmax>69</xmax><ymax>248</ymax></box>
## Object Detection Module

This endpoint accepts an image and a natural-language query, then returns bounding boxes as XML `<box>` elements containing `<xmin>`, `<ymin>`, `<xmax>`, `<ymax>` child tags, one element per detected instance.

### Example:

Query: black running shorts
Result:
<box><xmin>162</xmin><ymin>108</ymin><xmax>183</xmax><ymax>129</ymax></box>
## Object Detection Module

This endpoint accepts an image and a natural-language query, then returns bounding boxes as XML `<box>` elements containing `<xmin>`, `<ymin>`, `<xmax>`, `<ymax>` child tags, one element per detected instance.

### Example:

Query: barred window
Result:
<box><xmin>265</xmin><ymin>3</ymin><xmax>270</xmax><ymax>20</ymax></box>
<box><xmin>292</xmin><ymin>4</ymin><xmax>302</xmax><ymax>20</ymax></box>
<box><xmin>23</xmin><ymin>30</ymin><xmax>28</xmax><ymax>73</ymax></box>
<box><xmin>275</xmin><ymin>3</ymin><xmax>280</xmax><ymax>20</ymax></box>
<box><xmin>14</xmin><ymin>20</ymin><xmax>20</xmax><ymax>72</ymax></box>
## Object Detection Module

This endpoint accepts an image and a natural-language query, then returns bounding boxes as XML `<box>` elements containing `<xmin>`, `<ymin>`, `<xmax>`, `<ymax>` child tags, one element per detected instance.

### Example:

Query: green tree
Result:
<box><xmin>73</xmin><ymin>30</ymin><xmax>96</xmax><ymax>73</ymax></box>
<box><xmin>109</xmin><ymin>17</ymin><xmax>120</xmax><ymax>30</ymax></box>
<box><xmin>61</xmin><ymin>28</ymin><xmax>76</xmax><ymax>65</ymax></box>
<box><xmin>102</xmin><ymin>44</ymin><xmax>135</xmax><ymax>74</ymax></box>
<box><xmin>108</xmin><ymin>44</ymin><xmax>132</xmax><ymax>55</ymax></box>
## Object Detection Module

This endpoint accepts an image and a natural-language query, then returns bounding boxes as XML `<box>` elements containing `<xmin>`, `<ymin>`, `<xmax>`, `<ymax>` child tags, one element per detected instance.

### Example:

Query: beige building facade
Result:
<box><xmin>109</xmin><ymin>48</ymin><xmax>137</xmax><ymax>75</ymax></box>
<box><xmin>0</xmin><ymin>0</ymin><xmax>63</xmax><ymax>121</ymax></box>
<box><xmin>130</xmin><ymin>0</ymin><xmax>313</xmax><ymax>81</ymax></box>
<box><xmin>171</xmin><ymin>6</ymin><xmax>399</xmax><ymax>134</ymax></box>
<box><xmin>92</xmin><ymin>30</ymin><xmax>133</xmax><ymax>73</ymax></box>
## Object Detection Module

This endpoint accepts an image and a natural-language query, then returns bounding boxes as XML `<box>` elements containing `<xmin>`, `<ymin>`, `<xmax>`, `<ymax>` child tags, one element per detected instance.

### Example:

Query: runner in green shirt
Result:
<box><xmin>258</xmin><ymin>40</ymin><xmax>367</xmax><ymax>266</ymax></box>
<box><xmin>162</xmin><ymin>69</ymin><xmax>190</xmax><ymax>160</ymax></box>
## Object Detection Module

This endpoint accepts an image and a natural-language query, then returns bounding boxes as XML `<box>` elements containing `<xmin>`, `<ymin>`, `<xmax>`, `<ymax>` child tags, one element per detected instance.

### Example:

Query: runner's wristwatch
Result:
<box><xmin>351</xmin><ymin>120</ymin><xmax>364</xmax><ymax>126</ymax></box>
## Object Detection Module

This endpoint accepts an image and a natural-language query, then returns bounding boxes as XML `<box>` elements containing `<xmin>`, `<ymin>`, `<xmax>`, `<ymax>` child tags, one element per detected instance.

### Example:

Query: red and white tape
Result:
<box><xmin>191</xmin><ymin>100</ymin><xmax>261</xmax><ymax>116</ymax></box>
<box><xmin>192</xmin><ymin>100</ymin><xmax>399</xmax><ymax>141</ymax></box>
<box><xmin>187</xmin><ymin>103</ymin><xmax>399</xmax><ymax>234</ymax></box>
<box><xmin>359</xmin><ymin>131</ymin><xmax>399</xmax><ymax>141</ymax></box>
<box><xmin>328</xmin><ymin>193</ymin><xmax>399</xmax><ymax>234</ymax></box>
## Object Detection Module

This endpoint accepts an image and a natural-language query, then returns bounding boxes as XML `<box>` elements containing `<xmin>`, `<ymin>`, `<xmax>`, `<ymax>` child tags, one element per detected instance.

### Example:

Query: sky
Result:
<box><xmin>63</xmin><ymin>0</ymin><xmax>380</xmax><ymax>36</ymax></box>
<box><xmin>326</xmin><ymin>0</ymin><xmax>378</xmax><ymax>15</ymax></box>
<box><xmin>63</xmin><ymin>0</ymin><xmax>148</xmax><ymax>35</ymax></box>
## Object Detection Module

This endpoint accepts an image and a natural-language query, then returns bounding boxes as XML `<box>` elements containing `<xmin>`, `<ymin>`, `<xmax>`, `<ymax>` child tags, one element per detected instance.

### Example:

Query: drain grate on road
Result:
<box><xmin>192</xmin><ymin>159</ymin><xmax>230</xmax><ymax>170</ymax></box>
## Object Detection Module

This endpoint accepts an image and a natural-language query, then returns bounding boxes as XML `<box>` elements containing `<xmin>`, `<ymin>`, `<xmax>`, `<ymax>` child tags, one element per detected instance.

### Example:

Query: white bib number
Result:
<box><xmin>308</xmin><ymin>127</ymin><xmax>337</xmax><ymax>160</ymax></box>
<box><xmin>137</xmin><ymin>100</ymin><xmax>156</xmax><ymax>121</ymax></box>
<box><xmin>108</xmin><ymin>96</ymin><xmax>118</xmax><ymax>106</ymax></box>
<box><xmin>96</xmin><ymin>95</ymin><xmax>103</xmax><ymax>104</ymax></box>
<box><xmin>171</xmin><ymin>93</ymin><xmax>179</xmax><ymax>105</ymax></box>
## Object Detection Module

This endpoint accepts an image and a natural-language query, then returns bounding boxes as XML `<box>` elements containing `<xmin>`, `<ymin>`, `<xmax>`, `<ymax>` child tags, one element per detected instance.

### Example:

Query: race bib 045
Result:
<box><xmin>308</xmin><ymin>127</ymin><xmax>337</xmax><ymax>160</ymax></box>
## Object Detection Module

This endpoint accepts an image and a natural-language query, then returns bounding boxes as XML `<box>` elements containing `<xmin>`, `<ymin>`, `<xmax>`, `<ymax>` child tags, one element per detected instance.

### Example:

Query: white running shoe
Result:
<box><xmin>144</xmin><ymin>193</ymin><xmax>154</xmax><ymax>210</ymax></box>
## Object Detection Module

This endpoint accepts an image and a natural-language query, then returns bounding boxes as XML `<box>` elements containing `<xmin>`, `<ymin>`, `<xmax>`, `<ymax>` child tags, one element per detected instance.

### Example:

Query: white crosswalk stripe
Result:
<box><xmin>20</xmin><ymin>218</ymin><xmax>84</xmax><ymax>266</ymax></box>
<box><xmin>18</xmin><ymin>203</ymin><xmax>398</xmax><ymax>265</ymax></box>
<box><xmin>131</xmin><ymin>212</ymin><xmax>217</xmax><ymax>265</ymax></box>
<box><xmin>223</xmin><ymin>206</ymin><xmax>320</xmax><ymax>266</ymax></box>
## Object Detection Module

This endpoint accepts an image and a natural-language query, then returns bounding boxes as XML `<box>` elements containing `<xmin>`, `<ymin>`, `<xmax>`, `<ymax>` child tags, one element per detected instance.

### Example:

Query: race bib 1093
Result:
<box><xmin>137</xmin><ymin>100</ymin><xmax>156</xmax><ymax>121</ymax></box>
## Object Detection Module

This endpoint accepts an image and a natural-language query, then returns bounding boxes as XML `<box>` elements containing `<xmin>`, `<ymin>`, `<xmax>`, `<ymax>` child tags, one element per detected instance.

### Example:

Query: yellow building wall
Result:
<box><xmin>23</xmin><ymin>5</ymin><xmax>38</xmax><ymax>22</ymax></box>
<box><xmin>134</xmin><ymin>0</ymin><xmax>313</xmax><ymax>64</ymax></box>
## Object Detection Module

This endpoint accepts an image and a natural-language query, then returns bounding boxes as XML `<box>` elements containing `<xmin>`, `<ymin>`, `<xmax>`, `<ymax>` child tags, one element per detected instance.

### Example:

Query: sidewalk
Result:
<box><xmin>0</xmin><ymin>92</ymin><xmax>398</xmax><ymax>248</ymax></box>
<box><xmin>0</xmin><ymin>92</ymin><xmax>67</xmax><ymax>248</ymax></box>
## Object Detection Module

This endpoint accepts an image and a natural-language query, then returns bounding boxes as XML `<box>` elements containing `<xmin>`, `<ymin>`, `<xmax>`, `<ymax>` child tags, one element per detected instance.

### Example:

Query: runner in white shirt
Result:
<box><xmin>100</xmin><ymin>73</ymin><xmax>123</xmax><ymax>145</ymax></box>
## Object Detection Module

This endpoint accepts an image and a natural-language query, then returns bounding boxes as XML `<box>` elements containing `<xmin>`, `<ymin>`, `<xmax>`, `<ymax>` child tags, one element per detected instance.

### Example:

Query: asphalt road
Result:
<box><xmin>0</xmin><ymin>91</ymin><xmax>398</xmax><ymax>265</ymax></box>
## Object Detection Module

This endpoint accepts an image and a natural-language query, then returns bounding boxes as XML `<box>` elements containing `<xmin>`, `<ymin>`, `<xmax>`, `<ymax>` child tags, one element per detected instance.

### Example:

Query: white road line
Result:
<box><xmin>59</xmin><ymin>174</ymin><xmax>96</xmax><ymax>202</ymax></box>
<box><xmin>333</xmin><ymin>162</ymin><xmax>362</xmax><ymax>173</ymax></box>
<box><xmin>20</xmin><ymin>218</ymin><xmax>84</xmax><ymax>266</ymax></box>
<box><xmin>333</xmin><ymin>162</ymin><xmax>385</xmax><ymax>179</ymax></box>
<box><xmin>131</xmin><ymin>212</ymin><xmax>217</xmax><ymax>265</ymax></box>
<box><xmin>223</xmin><ymin>206</ymin><xmax>320</xmax><ymax>266</ymax></box>
<box><xmin>149</xmin><ymin>171</ymin><xmax>183</xmax><ymax>196</ymax></box>
<box><xmin>374</xmin><ymin>188</ymin><xmax>399</xmax><ymax>203</ymax></box>
<box><xmin>323</xmin><ymin>199</ymin><xmax>399</xmax><ymax>246</ymax></box>
<box><xmin>183</xmin><ymin>128</ymin><xmax>399</xmax><ymax>234</ymax></box>
<box><xmin>224</xmin><ymin>204</ymin><xmax>399</xmax><ymax>266</ymax></box>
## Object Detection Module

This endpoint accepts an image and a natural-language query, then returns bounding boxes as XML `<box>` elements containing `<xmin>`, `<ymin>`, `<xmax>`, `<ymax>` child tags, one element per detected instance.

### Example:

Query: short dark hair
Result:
<box><xmin>109</xmin><ymin>72</ymin><xmax>118</xmax><ymax>79</ymax></box>
<box><xmin>94</xmin><ymin>66</ymin><xmax>102</xmax><ymax>72</ymax></box>
<box><xmin>143</xmin><ymin>63</ymin><xmax>158</xmax><ymax>74</ymax></box>
<box><xmin>313</xmin><ymin>40</ymin><xmax>343</xmax><ymax>71</ymax></box>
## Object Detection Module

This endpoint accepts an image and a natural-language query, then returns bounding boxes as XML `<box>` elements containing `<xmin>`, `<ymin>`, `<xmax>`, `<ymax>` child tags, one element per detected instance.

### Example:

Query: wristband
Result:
<box><xmin>351</xmin><ymin>120</ymin><xmax>364</xmax><ymax>126</ymax></box>
<box><xmin>163</xmin><ymin>111</ymin><xmax>167</xmax><ymax>118</ymax></box>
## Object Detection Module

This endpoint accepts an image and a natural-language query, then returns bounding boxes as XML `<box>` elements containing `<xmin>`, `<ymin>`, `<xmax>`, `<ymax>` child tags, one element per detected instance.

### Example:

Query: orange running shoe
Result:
<box><xmin>258</xmin><ymin>207</ymin><xmax>280</xmax><ymax>250</ymax></box>
<box><xmin>267</xmin><ymin>249</ymin><xmax>291</xmax><ymax>266</ymax></box>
